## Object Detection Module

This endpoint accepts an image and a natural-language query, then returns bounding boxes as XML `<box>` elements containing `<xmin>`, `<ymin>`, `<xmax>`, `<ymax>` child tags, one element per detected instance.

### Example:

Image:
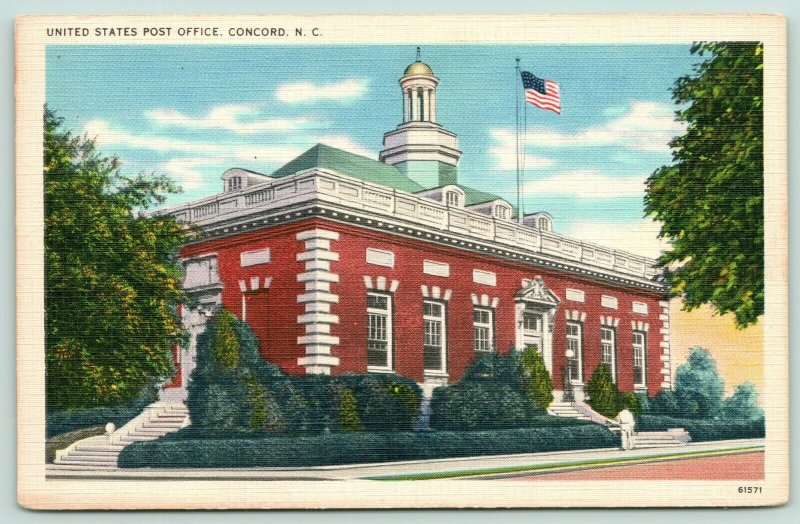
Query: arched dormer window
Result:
<box><xmin>494</xmin><ymin>204</ymin><xmax>511</xmax><ymax>221</ymax></box>
<box><xmin>538</xmin><ymin>217</ymin><xmax>551</xmax><ymax>231</ymax></box>
<box><xmin>446</xmin><ymin>190</ymin><xmax>460</xmax><ymax>208</ymax></box>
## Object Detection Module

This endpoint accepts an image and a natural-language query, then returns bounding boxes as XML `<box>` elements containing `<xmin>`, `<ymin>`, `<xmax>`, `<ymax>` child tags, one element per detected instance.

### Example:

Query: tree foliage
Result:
<box><xmin>645</xmin><ymin>42</ymin><xmax>764</xmax><ymax>329</ymax></box>
<box><xmin>45</xmin><ymin>107</ymin><xmax>187</xmax><ymax>410</ymax></box>
<box><xmin>721</xmin><ymin>382</ymin><xmax>764</xmax><ymax>422</ymax></box>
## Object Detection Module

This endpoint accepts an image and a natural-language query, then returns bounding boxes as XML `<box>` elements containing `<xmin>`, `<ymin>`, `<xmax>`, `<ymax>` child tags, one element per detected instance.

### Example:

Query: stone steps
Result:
<box><xmin>53</xmin><ymin>401</ymin><xmax>189</xmax><ymax>470</ymax></box>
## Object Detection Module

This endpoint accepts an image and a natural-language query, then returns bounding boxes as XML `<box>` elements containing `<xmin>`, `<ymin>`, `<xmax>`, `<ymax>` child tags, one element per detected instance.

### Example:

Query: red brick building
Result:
<box><xmin>160</xmin><ymin>57</ymin><xmax>672</xmax><ymax>403</ymax></box>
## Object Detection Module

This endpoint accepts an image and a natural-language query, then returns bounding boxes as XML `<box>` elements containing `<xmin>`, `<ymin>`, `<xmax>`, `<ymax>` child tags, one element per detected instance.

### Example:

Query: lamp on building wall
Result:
<box><xmin>565</xmin><ymin>349</ymin><xmax>575</xmax><ymax>359</ymax></box>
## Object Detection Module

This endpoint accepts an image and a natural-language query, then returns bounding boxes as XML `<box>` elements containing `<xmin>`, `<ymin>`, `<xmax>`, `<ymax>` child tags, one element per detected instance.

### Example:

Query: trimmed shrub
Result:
<box><xmin>672</xmin><ymin>347</ymin><xmax>725</xmax><ymax>419</ymax></box>
<box><xmin>337</xmin><ymin>387</ymin><xmax>363</xmax><ymax>432</ymax></box>
<box><xmin>586</xmin><ymin>365</ymin><xmax>619</xmax><ymax>417</ymax></box>
<box><xmin>520</xmin><ymin>345</ymin><xmax>554</xmax><ymax>410</ymax></box>
<box><xmin>616</xmin><ymin>391</ymin><xmax>642</xmax><ymax>415</ymax></box>
<box><xmin>636</xmin><ymin>415</ymin><xmax>764</xmax><ymax>442</ymax></box>
<box><xmin>118</xmin><ymin>424</ymin><xmax>620</xmax><ymax>469</ymax></box>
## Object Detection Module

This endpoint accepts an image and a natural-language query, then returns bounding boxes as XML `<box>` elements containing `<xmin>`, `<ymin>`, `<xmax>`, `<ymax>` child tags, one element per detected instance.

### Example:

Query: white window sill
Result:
<box><xmin>423</xmin><ymin>371</ymin><xmax>449</xmax><ymax>377</ymax></box>
<box><xmin>367</xmin><ymin>366</ymin><xmax>395</xmax><ymax>374</ymax></box>
<box><xmin>634</xmin><ymin>384</ymin><xmax>647</xmax><ymax>392</ymax></box>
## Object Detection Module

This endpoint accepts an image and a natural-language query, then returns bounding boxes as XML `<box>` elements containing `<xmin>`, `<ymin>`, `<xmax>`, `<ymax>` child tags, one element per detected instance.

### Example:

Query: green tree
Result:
<box><xmin>674</xmin><ymin>347</ymin><xmax>725</xmax><ymax>419</ymax></box>
<box><xmin>722</xmin><ymin>382</ymin><xmax>764</xmax><ymax>422</ymax></box>
<box><xmin>645</xmin><ymin>42</ymin><xmax>763</xmax><ymax>329</ymax></box>
<box><xmin>45</xmin><ymin>107</ymin><xmax>187</xmax><ymax>411</ymax></box>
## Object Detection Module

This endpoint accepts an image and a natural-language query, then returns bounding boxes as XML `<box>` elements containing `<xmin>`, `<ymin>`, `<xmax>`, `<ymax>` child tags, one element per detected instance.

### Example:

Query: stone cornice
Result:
<box><xmin>157</xmin><ymin>168</ymin><xmax>667</xmax><ymax>294</ymax></box>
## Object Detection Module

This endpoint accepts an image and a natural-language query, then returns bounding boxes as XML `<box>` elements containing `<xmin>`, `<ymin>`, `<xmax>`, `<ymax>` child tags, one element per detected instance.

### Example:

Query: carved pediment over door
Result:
<box><xmin>515</xmin><ymin>276</ymin><xmax>561</xmax><ymax>308</ymax></box>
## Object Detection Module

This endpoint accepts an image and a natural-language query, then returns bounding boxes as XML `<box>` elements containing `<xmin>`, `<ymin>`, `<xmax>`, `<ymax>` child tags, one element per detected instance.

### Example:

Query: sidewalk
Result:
<box><xmin>45</xmin><ymin>438</ymin><xmax>764</xmax><ymax>481</ymax></box>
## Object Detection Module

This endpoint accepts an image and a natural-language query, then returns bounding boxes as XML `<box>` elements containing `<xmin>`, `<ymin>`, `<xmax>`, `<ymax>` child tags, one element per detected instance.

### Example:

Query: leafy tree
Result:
<box><xmin>45</xmin><ymin>107</ymin><xmax>187</xmax><ymax>411</ymax></box>
<box><xmin>722</xmin><ymin>382</ymin><xmax>764</xmax><ymax>422</ymax></box>
<box><xmin>645</xmin><ymin>42</ymin><xmax>764</xmax><ymax>329</ymax></box>
<box><xmin>520</xmin><ymin>346</ymin><xmax>554</xmax><ymax>411</ymax></box>
<box><xmin>673</xmin><ymin>347</ymin><xmax>725</xmax><ymax>419</ymax></box>
<box><xmin>336</xmin><ymin>387</ymin><xmax>363</xmax><ymax>432</ymax></box>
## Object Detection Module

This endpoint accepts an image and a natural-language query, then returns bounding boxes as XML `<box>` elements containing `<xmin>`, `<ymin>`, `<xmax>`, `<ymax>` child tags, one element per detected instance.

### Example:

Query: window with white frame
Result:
<box><xmin>566</xmin><ymin>321</ymin><xmax>583</xmax><ymax>383</ymax></box>
<box><xmin>227</xmin><ymin>176</ymin><xmax>242</xmax><ymax>191</ymax></box>
<box><xmin>366</xmin><ymin>293</ymin><xmax>392</xmax><ymax>370</ymax></box>
<box><xmin>423</xmin><ymin>300</ymin><xmax>446</xmax><ymax>372</ymax></box>
<box><xmin>601</xmin><ymin>327</ymin><xmax>616</xmax><ymax>382</ymax></box>
<box><xmin>473</xmin><ymin>307</ymin><xmax>494</xmax><ymax>353</ymax></box>
<box><xmin>183</xmin><ymin>256</ymin><xmax>219</xmax><ymax>288</ymax></box>
<box><xmin>446</xmin><ymin>191</ymin><xmax>460</xmax><ymax>207</ymax></box>
<box><xmin>538</xmin><ymin>217</ymin><xmax>551</xmax><ymax>231</ymax></box>
<box><xmin>633</xmin><ymin>331</ymin><xmax>647</xmax><ymax>387</ymax></box>
<box><xmin>494</xmin><ymin>205</ymin><xmax>510</xmax><ymax>220</ymax></box>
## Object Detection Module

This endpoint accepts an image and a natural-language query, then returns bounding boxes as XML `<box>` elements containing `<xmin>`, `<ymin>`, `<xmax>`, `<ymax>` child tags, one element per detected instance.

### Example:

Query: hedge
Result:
<box><xmin>118</xmin><ymin>424</ymin><xmax>620</xmax><ymax>468</ymax></box>
<box><xmin>430</xmin><ymin>347</ymin><xmax>555</xmax><ymax>431</ymax></box>
<box><xmin>46</xmin><ymin>384</ymin><xmax>159</xmax><ymax>438</ymax></box>
<box><xmin>188</xmin><ymin>309</ymin><xmax>422</xmax><ymax>435</ymax></box>
<box><xmin>635</xmin><ymin>415</ymin><xmax>765</xmax><ymax>442</ymax></box>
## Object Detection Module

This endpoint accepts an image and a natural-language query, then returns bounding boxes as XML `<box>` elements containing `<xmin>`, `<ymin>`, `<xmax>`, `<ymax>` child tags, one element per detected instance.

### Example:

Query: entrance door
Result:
<box><xmin>521</xmin><ymin>309</ymin><xmax>544</xmax><ymax>353</ymax></box>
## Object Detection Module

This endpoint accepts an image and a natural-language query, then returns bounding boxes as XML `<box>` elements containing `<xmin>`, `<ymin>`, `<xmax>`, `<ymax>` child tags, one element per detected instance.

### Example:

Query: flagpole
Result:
<box><xmin>515</xmin><ymin>58</ymin><xmax>521</xmax><ymax>224</ymax></box>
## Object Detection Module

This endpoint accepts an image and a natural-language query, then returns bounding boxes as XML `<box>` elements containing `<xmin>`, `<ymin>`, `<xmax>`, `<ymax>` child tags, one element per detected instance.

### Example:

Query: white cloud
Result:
<box><xmin>488</xmin><ymin>129</ymin><xmax>556</xmax><ymax>171</ymax></box>
<box><xmin>146</xmin><ymin>104</ymin><xmax>313</xmax><ymax>134</ymax></box>
<box><xmin>161</xmin><ymin>158</ymin><xmax>219</xmax><ymax>190</ymax></box>
<box><xmin>564</xmin><ymin>219</ymin><xmax>671</xmax><ymax>259</ymax></box>
<box><xmin>275</xmin><ymin>79</ymin><xmax>370</xmax><ymax>104</ymax></box>
<box><xmin>84</xmin><ymin>120</ymin><xmax>213</xmax><ymax>154</ymax></box>
<box><xmin>524</xmin><ymin>101</ymin><xmax>684</xmax><ymax>153</ymax></box>
<box><xmin>523</xmin><ymin>169</ymin><xmax>647</xmax><ymax>199</ymax></box>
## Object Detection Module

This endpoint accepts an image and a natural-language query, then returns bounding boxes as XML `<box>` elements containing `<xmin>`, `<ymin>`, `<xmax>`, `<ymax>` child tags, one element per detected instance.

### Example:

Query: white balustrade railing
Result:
<box><xmin>159</xmin><ymin>167</ymin><xmax>660</xmax><ymax>282</ymax></box>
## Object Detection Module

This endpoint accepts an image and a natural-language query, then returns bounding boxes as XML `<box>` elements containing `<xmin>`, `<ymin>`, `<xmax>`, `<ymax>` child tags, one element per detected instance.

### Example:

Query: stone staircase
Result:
<box><xmin>630</xmin><ymin>428</ymin><xmax>691</xmax><ymax>448</ymax></box>
<box><xmin>548</xmin><ymin>400</ymin><xmax>690</xmax><ymax>449</ymax></box>
<box><xmin>52</xmin><ymin>402</ymin><xmax>189</xmax><ymax>470</ymax></box>
<box><xmin>547</xmin><ymin>401</ymin><xmax>593</xmax><ymax>422</ymax></box>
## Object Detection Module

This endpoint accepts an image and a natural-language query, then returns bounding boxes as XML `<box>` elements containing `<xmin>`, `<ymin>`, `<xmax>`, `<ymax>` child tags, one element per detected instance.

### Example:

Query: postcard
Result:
<box><xmin>16</xmin><ymin>13</ymin><xmax>788</xmax><ymax>509</ymax></box>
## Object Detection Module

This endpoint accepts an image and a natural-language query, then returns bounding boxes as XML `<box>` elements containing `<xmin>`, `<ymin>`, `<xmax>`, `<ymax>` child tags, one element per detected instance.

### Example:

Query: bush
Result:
<box><xmin>586</xmin><ymin>365</ymin><xmax>619</xmax><ymax>418</ymax></box>
<box><xmin>672</xmin><ymin>347</ymin><xmax>725</xmax><ymax>419</ymax></box>
<box><xmin>46</xmin><ymin>384</ymin><xmax>159</xmax><ymax>438</ymax></box>
<box><xmin>520</xmin><ymin>345</ymin><xmax>554</xmax><ymax>410</ymax></box>
<box><xmin>430</xmin><ymin>350</ymin><xmax>554</xmax><ymax>431</ymax></box>
<box><xmin>118</xmin><ymin>424</ymin><xmax>620</xmax><ymax>468</ymax></box>
<box><xmin>636</xmin><ymin>415</ymin><xmax>765</xmax><ymax>442</ymax></box>
<box><xmin>721</xmin><ymin>382</ymin><xmax>764</xmax><ymax>422</ymax></box>
<box><xmin>187</xmin><ymin>311</ymin><xmax>421</xmax><ymax>434</ymax></box>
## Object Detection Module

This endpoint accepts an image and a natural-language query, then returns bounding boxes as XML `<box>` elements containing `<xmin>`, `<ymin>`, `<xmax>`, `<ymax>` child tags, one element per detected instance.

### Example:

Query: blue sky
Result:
<box><xmin>46</xmin><ymin>44</ymin><xmax>699</xmax><ymax>257</ymax></box>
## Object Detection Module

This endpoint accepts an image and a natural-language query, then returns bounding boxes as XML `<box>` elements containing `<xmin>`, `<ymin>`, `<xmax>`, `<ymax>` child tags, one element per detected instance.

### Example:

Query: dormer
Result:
<box><xmin>467</xmin><ymin>198</ymin><xmax>514</xmax><ymax>222</ymax></box>
<box><xmin>222</xmin><ymin>168</ymin><xmax>273</xmax><ymax>193</ymax></box>
<box><xmin>415</xmin><ymin>184</ymin><xmax>465</xmax><ymax>208</ymax></box>
<box><xmin>523</xmin><ymin>211</ymin><xmax>554</xmax><ymax>232</ymax></box>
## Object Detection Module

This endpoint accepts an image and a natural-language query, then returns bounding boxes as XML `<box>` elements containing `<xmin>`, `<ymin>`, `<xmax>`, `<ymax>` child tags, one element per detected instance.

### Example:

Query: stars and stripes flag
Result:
<box><xmin>520</xmin><ymin>71</ymin><xmax>560</xmax><ymax>115</ymax></box>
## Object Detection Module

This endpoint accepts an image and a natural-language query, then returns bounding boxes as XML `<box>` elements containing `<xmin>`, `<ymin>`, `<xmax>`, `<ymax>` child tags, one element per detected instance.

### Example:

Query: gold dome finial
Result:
<box><xmin>403</xmin><ymin>47</ymin><xmax>435</xmax><ymax>77</ymax></box>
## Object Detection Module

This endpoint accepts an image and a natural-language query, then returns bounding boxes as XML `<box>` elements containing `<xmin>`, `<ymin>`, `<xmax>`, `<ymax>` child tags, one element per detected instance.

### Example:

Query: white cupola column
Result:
<box><xmin>423</xmin><ymin>89</ymin><xmax>432</xmax><ymax>121</ymax></box>
<box><xmin>403</xmin><ymin>89</ymin><xmax>411</xmax><ymax>122</ymax></box>
<box><xmin>411</xmin><ymin>88</ymin><xmax>419</xmax><ymax>121</ymax></box>
<box><xmin>429</xmin><ymin>89</ymin><xmax>436</xmax><ymax>123</ymax></box>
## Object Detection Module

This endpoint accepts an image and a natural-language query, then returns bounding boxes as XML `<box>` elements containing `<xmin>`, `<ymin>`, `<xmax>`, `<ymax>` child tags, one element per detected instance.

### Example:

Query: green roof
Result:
<box><xmin>270</xmin><ymin>144</ymin><xmax>426</xmax><ymax>193</ymax></box>
<box><xmin>456</xmin><ymin>184</ymin><xmax>505</xmax><ymax>206</ymax></box>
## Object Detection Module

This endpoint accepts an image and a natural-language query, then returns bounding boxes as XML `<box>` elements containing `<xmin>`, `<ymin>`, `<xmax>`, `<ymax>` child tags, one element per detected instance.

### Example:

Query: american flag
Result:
<box><xmin>521</xmin><ymin>71</ymin><xmax>560</xmax><ymax>115</ymax></box>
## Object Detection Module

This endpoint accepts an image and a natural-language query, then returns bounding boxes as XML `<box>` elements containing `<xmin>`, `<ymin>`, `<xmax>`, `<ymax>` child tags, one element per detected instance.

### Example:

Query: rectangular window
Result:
<box><xmin>367</xmin><ymin>293</ymin><xmax>392</xmax><ymax>370</ymax></box>
<box><xmin>566</xmin><ymin>321</ymin><xmax>583</xmax><ymax>383</ymax></box>
<box><xmin>633</xmin><ymin>331</ymin><xmax>647</xmax><ymax>387</ymax></box>
<box><xmin>423</xmin><ymin>300</ymin><xmax>446</xmax><ymax>372</ymax></box>
<box><xmin>601</xmin><ymin>327</ymin><xmax>616</xmax><ymax>382</ymax></box>
<box><xmin>473</xmin><ymin>307</ymin><xmax>494</xmax><ymax>353</ymax></box>
<box><xmin>183</xmin><ymin>255</ymin><xmax>219</xmax><ymax>288</ymax></box>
